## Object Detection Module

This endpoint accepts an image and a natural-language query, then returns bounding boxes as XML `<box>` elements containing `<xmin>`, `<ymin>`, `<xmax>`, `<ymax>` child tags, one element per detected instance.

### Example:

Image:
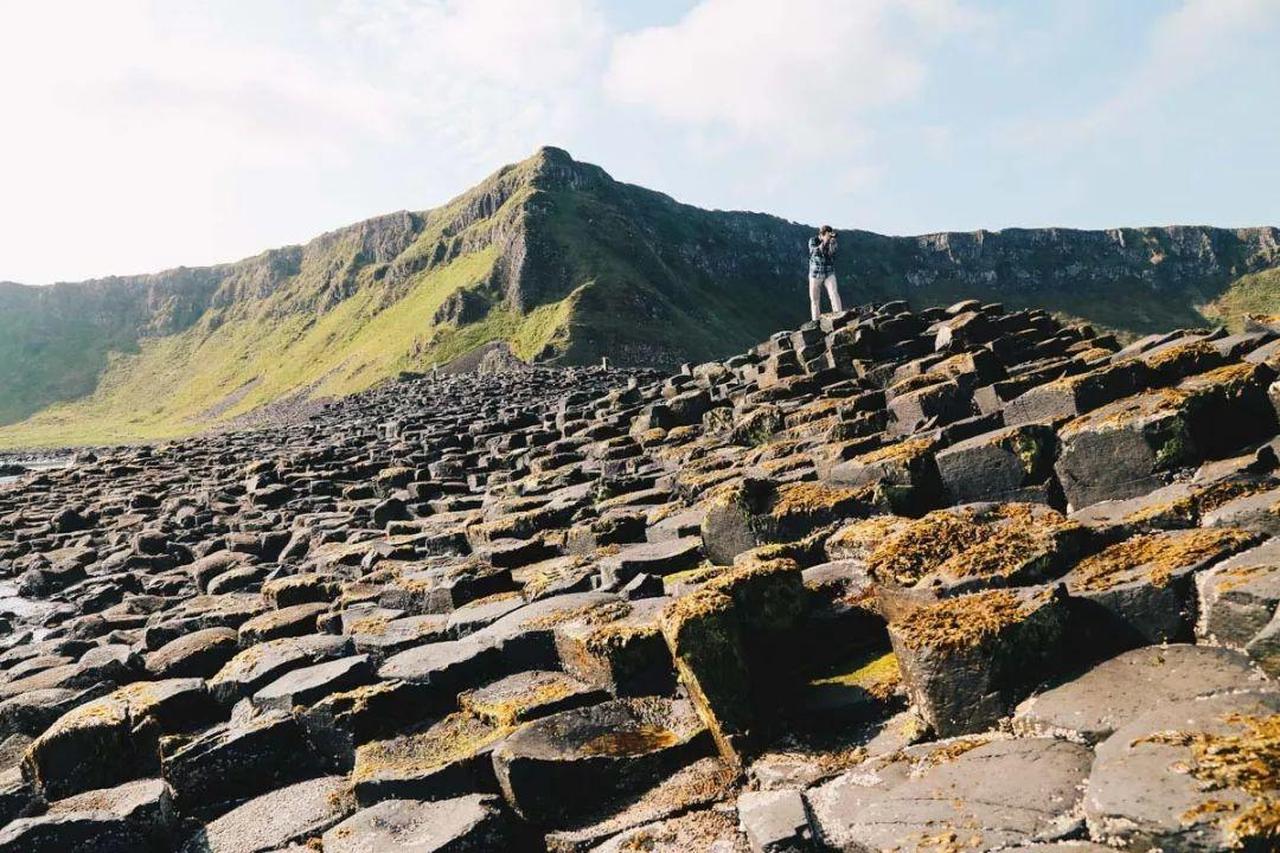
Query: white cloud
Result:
<box><xmin>603</xmin><ymin>0</ymin><xmax>975</xmax><ymax>154</ymax></box>
<box><xmin>325</xmin><ymin>0</ymin><xmax>608</xmax><ymax>170</ymax></box>
<box><xmin>0</xmin><ymin>0</ymin><xmax>610</xmax><ymax>282</ymax></box>
<box><xmin>1007</xmin><ymin>0</ymin><xmax>1280</xmax><ymax>151</ymax></box>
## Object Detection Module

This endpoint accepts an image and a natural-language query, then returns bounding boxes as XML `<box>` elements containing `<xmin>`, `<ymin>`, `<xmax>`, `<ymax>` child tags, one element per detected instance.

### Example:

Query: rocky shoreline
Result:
<box><xmin>1</xmin><ymin>300</ymin><xmax>1278</xmax><ymax>851</ymax></box>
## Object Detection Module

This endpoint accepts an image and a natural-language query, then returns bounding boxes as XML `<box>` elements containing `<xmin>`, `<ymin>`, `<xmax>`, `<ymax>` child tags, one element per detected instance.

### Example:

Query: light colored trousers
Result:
<box><xmin>809</xmin><ymin>274</ymin><xmax>843</xmax><ymax>321</ymax></box>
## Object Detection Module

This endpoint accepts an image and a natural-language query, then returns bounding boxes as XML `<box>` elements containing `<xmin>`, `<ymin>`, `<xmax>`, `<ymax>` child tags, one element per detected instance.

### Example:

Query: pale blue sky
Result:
<box><xmin>1</xmin><ymin>0</ymin><xmax>1276</xmax><ymax>284</ymax></box>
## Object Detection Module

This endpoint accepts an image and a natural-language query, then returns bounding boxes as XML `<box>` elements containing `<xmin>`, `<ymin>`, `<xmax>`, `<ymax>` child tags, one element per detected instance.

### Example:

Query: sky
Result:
<box><xmin>1</xmin><ymin>0</ymin><xmax>1277</xmax><ymax>284</ymax></box>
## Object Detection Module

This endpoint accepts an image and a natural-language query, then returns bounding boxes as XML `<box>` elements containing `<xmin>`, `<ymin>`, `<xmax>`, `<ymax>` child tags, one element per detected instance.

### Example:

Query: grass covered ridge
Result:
<box><xmin>0</xmin><ymin>146</ymin><xmax>1276</xmax><ymax>448</ymax></box>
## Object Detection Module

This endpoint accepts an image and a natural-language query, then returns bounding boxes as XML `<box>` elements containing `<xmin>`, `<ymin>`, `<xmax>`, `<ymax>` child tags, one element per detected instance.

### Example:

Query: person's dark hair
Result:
<box><xmin>819</xmin><ymin>225</ymin><xmax>835</xmax><ymax>236</ymax></box>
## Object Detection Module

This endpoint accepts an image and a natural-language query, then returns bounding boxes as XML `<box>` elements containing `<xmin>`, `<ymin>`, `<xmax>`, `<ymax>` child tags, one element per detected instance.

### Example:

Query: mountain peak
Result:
<box><xmin>3</xmin><ymin>149</ymin><xmax>1280</xmax><ymax>447</ymax></box>
<box><xmin>530</xmin><ymin>145</ymin><xmax>575</xmax><ymax>165</ymax></box>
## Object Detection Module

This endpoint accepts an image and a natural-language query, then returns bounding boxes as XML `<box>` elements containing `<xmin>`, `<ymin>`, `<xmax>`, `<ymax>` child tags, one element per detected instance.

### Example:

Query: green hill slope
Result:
<box><xmin>1</xmin><ymin>147</ymin><xmax>1277</xmax><ymax>448</ymax></box>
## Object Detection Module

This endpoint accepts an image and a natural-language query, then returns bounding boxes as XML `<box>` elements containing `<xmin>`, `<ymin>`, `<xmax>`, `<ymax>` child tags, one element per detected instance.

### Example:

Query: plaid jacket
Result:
<box><xmin>809</xmin><ymin>235</ymin><xmax>837</xmax><ymax>277</ymax></box>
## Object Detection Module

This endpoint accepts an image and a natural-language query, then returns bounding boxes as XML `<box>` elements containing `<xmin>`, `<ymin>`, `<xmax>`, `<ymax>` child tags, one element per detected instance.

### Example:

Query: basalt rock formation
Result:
<box><xmin>3</xmin><ymin>300</ymin><xmax>1280</xmax><ymax>850</ymax></box>
<box><xmin>2</xmin><ymin>147</ymin><xmax>1278</xmax><ymax>447</ymax></box>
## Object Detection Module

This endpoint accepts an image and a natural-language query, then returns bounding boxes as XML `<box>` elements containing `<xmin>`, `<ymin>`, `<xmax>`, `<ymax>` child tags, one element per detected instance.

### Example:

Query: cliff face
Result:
<box><xmin>1</xmin><ymin>146</ymin><xmax>1277</xmax><ymax>446</ymax></box>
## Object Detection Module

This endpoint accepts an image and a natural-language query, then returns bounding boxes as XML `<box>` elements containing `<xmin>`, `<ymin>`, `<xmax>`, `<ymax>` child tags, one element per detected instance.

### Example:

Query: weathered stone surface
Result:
<box><xmin>459</xmin><ymin>670</ymin><xmax>607</xmax><ymax>728</ymax></box>
<box><xmin>1013</xmin><ymin>644</ymin><xmax>1271</xmax><ymax>744</ymax></box>
<box><xmin>1196</xmin><ymin>537</ymin><xmax>1280</xmax><ymax>652</ymax></box>
<box><xmin>887</xmin><ymin>586</ymin><xmax>1068</xmax><ymax>736</ymax></box>
<box><xmin>23</xmin><ymin>680</ymin><xmax>219</xmax><ymax>800</ymax></box>
<box><xmin>0</xmin><ymin>778</ymin><xmax>176</xmax><ymax>852</ymax></box>
<box><xmin>808</xmin><ymin>737</ymin><xmax>1093</xmax><ymax>851</ymax></box>
<box><xmin>250</xmin><ymin>654</ymin><xmax>376</xmax><ymax>713</ymax></box>
<box><xmin>351</xmin><ymin>709</ymin><xmax>507</xmax><ymax>805</ymax></box>
<box><xmin>6</xmin><ymin>297</ymin><xmax>1280</xmax><ymax>847</ymax></box>
<box><xmin>1062</xmin><ymin>527</ymin><xmax>1259</xmax><ymax>652</ymax></box>
<box><xmin>179</xmin><ymin>775</ymin><xmax>352</xmax><ymax>853</ymax></box>
<box><xmin>237</xmin><ymin>602</ymin><xmax>329</xmax><ymax>646</ymax></box>
<box><xmin>160</xmin><ymin>711</ymin><xmax>320</xmax><ymax>812</ymax></box>
<box><xmin>592</xmin><ymin>806</ymin><xmax>749</xmax><ymax>852</ymax></box>
<box><xmin>145</xmin><ymin>627</ymin><xmax>240</xmax><ymax>679</ymax></box>
<box><xmin>1084</xmin><ymin>690</ymin><xmax>1280</xmax><ymax>851</ymax></box>
<box><xmin>544</xmin><ymin>756</ymin><xmax>735</xmax><ymax>852</ymax></box>
<box><xmin>208</xmin><ymin>634</ymin><xmax>353</xmax><ymax>704</ymax></box>
<box><xmin>934</xmin><ymin>423</ymin><xmax>1059</xmax><ymax>505</ymax></box>
<box><xmin>492</xmin><ymin>697</ymin><xmax>711</xmax><ymax>826</ymax></box>
<box><xmin>321</xmin><ymin>794</ymin><xmax>514</xmax><ymax>852</ymax></box>
<box><xmin>737</xmin><ymin>788</ymin><xmax>813</xmax><ymax>853</ymax></box>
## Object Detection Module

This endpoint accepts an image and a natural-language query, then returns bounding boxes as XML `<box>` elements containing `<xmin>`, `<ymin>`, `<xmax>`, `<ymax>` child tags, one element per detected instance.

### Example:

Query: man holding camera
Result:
<box><xmin>807</xmin><ymin>225</ymin><xmax>844</xmax><ymax>322</ymax></box>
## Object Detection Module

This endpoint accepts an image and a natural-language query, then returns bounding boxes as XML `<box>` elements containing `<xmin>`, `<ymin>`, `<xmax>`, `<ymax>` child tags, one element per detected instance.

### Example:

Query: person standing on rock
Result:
<box><xmin>808</xmin><ymin>225</ymin><xmax>844</xmax><ymax>322</ymax></box>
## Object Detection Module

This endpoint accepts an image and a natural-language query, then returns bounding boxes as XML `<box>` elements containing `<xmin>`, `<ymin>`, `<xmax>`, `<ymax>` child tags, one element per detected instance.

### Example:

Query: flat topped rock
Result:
<box><xmin>209</xmin><ymin>633</ymin><xmax>353</xmax><ymax>703</ymax></box>
<box><xmin>808</xmin><ymin>737</ymin><xmax>1093</xmax><ymax>851</ymax></box>
<box><xmin>459</xmin><ymin>670</ymin><xmax>606</xmax><ymax>728</ymax></box>
<box><xmin>321</xmin><ymin>794</ymin><xmax>513</xmax><ymax>853</ymax></box>
<box><xmin>1197</xmin><ymin>538</ymin><xmax>1280</xmax><ymax>649</ymax></box>
<box><xmin>237</xmin><ymin>602</ymin><xmax>329</xmax><ymax>646</ymax></box>
<box><xmin>593</xmin><ymin>807</ymin><xmax>749</xmax><ymax>853</ymax></box>
<box><xmin>180</xmin><ymin>774</ymin><xmax>352</xmax><ymax>853</ymax></box>
<box><xmin>145</xmin><ymin>627</ymin><xmax>240</xmax><ymax>679</ymax></box>
<box><xmin>545</xmin><ymin>756</ymin><xmax>735</xmax><ymax>852</ymax></box>
<box><xmin>351</xmin><ymin>711</ymin><xmax>507</xmax><ymax>805</ymax></box>
<box><xmin>1014</xmin><ymin>644</ymin><xmax>1272</xmax><ymax>744</ymax></box>
<box><xmin>1085</xmin><ymin>689</ymin><xmax>1280</xmax><ymax>851</ymax></box>
<box><xmin>493</xmin><ymin>697</ymin><xmax>712</xmax><ymax>826</ymax></box>
<box><xmin>251</xmin><ymin>653</ymin><xmax>376</xmax><ymax>712</ymax></box>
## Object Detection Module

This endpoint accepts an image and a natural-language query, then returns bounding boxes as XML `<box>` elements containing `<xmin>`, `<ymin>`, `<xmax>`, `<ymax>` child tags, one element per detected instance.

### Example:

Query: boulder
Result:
<box><xmin>22</xmin><ymin>680</ymin><xmax>219</xmax><ymax>800</ymax></box>
<box><xmin>887</xmin><ymin>586</ymin><xmax>1068</xmax><ymax>736</ymax></box>
<box><xmin>492</xmin><ymin>697</ymin><xmax>711</xmax><ymax>826</ymax></box>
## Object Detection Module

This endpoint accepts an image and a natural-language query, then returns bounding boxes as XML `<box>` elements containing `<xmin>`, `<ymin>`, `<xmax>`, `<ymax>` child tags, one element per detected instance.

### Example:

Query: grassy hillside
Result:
<box><xmin>1197</xmin><ymin>267</ymin><xmax>1280</xmax><ymax>331</ymax></box>
<box><xmin>1</xmin><ymin>147</ymin><xmax>1276</xmax><ymax>449</ymax></box>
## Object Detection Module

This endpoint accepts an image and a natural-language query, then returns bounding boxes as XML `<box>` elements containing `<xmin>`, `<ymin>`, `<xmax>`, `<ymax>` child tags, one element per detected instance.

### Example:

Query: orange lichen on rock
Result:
<box><xmin>1070</xmin><ymin>529</ymin><xmax>1256</xmax><ymax>593</ymax></box>
<box><xmin>892</xmin><ymin>589</ymin><xmax>1036</xmax><ymax>652</ymax></box>
<box><xmin>1134</xmin><ymin>713</ymin><xmax>1280</xmax><ymax>849</ymax></box>
<box><xmin>866</xmin><ymin>509</ymin><xmax>989</xmax><ymax>585</ymax></box>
